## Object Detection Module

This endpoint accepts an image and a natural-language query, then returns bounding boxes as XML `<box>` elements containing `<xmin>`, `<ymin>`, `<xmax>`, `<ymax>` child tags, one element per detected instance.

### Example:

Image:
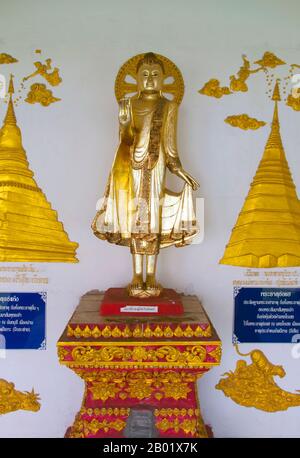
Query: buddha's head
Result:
<box><xmin>136</xmin><ymin>52</ymin><xmax>165</xmax><ymax>95</ymax></box>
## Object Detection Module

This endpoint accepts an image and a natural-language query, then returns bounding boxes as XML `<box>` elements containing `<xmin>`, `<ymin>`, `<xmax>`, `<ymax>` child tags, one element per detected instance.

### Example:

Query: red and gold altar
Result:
<box><xmin>57</xmin><ymin>290</ymin><xmax>221</xmax><ymax>438</ymax></box>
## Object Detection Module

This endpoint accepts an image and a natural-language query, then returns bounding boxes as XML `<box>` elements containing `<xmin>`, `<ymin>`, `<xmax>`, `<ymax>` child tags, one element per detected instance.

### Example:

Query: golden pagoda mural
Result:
<box><xmin>220</xmin><ymin>82</ymin><xmax>300</xmax><ymax>267</ymax></box>
<box><xmin>199</xmin><ymin>51</ymin><xmax>300</xmax><ymax>268</ymax></box>
<box><xmin>0</xmin><ymin>64</ymin><xmax>78</xmax><ymax>261</ymax></box>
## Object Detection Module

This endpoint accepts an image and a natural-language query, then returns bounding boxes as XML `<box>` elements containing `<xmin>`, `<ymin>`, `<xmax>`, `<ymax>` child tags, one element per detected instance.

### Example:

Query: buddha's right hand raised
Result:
<box><xmin>119</xmin><ymin>98</ymin><xmax>131</xmax><ymax>126</ymax></box>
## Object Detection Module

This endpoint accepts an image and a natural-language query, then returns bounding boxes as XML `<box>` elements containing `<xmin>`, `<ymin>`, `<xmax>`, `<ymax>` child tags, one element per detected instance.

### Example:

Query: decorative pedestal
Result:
<box><xmin>57</xmin><ymin>290</ymin><xmax>221</xmax><ymax>438</ymax></box>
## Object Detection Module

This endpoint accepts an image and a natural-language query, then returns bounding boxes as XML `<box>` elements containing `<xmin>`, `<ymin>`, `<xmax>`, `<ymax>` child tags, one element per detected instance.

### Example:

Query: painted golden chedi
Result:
<box><xmin>220</xmin><ymin>82</ymin><xmax>300</xmax><ymax>268</ymax></box>
<box><xmin>0</xmin><ymin>75</ymin><xmax>78</xmax><ymax>262</ymax></box>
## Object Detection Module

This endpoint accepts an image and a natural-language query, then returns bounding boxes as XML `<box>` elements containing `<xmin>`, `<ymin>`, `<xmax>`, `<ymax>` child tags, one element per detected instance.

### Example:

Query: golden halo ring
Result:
<box><xmin>114</xmin><ymin>53</ymin><xmax>185</xmax><ymax>105</ymax></box>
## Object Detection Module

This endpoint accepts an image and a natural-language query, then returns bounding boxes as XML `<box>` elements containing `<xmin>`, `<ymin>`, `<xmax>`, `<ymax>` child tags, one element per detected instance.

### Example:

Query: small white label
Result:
<box><xmin>120</xmin><ymin>305</ymin><xmax>158</xmax><ymax>313</ymax></box>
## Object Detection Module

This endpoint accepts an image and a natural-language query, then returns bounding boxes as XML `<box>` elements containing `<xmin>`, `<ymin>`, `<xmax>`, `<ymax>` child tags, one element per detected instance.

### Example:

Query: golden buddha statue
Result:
<box><xmin>92</xmin><ymin>52</ymin><xmax>199</xmax><ymax>297</ymax></box>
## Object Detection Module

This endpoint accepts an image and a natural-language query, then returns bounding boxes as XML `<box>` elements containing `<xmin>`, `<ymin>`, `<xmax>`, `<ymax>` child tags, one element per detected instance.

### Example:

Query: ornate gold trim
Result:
<box><xmin>156</xmin><ymin>418</ymin><xmax>198</xmax><ymax>436</ymax></box>
<box><xmin>72</xmin><ymin>368</ymin><xmax>201</xmax><ymax>381</ymax></box>
<box><xmin>81</xmin><ymin>407</ymin><xmax>130</xmax><ymax>416</ymax></box>
<box><xmin>86</xmin><ymin>370</ymin><xmax>197</xmax><ymax>402</ymax></box>
<box><xmin>154</xmin><ymin>408</ymin><xmax>199</xmax><ymax>417</ymax></box>
<box><xmin>67</xmin><ymin>323</ymin><xmax>212</xmax><ymax>339</ymax></box>
<box><xmin>71</xmin><ymin>344</ymin><xmax>206</xmax><ymax>363</ymax></box>
<box><xmin>0</xmin><ymin>181</ymin><xmax>42</xmax><ymax>192</ymax></box>
<box><xmin>83</xmin><ymin>418</ymin><xmax>126</xmax><ymax>434</ymax></box>
<box><xmin>58</xmin><ymin>340</ymin><xmax>221</xmax><ymax>347</ymax></box>
<box><xmin>58</xmin><ymin>343</ymin><xmax>221</xmax><ymax>369</ymax></box>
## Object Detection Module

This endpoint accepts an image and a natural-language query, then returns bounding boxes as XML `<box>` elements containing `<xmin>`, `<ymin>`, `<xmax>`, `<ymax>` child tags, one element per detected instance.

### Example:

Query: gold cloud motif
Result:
<box><xmin>225</xmin><ymin>114</ymin><xmax>266</xmax><ymax>130</ymax></box>
<box><xmin>0</xmin><ymin>53</ymin><xmax>18</xmax><ymax>64</ymax></box>
<box><xmin>199</xmin><ymin>79</ymin><xmax>231</xmax><ymax>98</ymax></box>
<box><xmin>25</xmin><ymin>83</ymin><xmax>61</xmax><ymax>106</ymax></box>
<box><xmin>254</xmin><ymin>52</ymin><xmax>285</xmax><ymax>69</ymax></box>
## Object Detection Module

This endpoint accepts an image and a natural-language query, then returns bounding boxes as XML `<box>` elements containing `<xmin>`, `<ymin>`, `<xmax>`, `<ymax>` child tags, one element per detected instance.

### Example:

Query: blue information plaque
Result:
<box><xmin>234</xmin><ymin>287</ymin><xmax>300</xmax><ymax>343</ymax></box>
<box><xmin>0</xmin><ymin>292</ymin><xmax>46</xmax><ymax>349</ymax></box>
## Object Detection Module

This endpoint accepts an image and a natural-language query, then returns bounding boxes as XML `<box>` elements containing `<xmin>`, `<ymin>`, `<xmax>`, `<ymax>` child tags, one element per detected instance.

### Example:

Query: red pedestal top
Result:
<box><xmin>100</xmin><ymin>288</ymin><xmax>184</xmax><ymax>316</ymax></box>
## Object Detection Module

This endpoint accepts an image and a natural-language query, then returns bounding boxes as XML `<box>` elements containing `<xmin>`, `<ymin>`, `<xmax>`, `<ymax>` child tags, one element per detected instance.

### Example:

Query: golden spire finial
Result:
<box><xmin>272</xmin><ymin>79</ymin><xmax>281</xmax><ymax>102</ymax></box>
<box><xmin>265</xmin><ymin>80</ymin><xmax>283</xmax><ymax>150</ymax></box>
<box><xmin>8</xmin><ymin>74</ymin><xmax>15</xmax><ymax>95</ymax></box>
<box><xmin>3</xmin><ymin>74</ymin><xmax>17</xmax><ymax>126</ymax></box>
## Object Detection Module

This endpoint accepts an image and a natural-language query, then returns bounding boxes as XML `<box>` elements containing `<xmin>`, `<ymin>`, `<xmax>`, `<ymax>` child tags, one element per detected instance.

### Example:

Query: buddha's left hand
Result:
<box><xmin>177</xmin><ymin>169</ymin><xmax>200</xmax><ymax>190</ymax></box>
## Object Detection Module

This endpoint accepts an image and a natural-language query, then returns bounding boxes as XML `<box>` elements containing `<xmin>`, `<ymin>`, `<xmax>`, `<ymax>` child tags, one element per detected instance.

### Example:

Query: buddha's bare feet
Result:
<box><xmin>145</xmin><ymin>274</ymin><xmax>163</xmax><ymax>297</ymax></box>
<box><xmin>127</xmin><ymin>275</ymin><xmax>145</xmax><ymax>297</ymax></box>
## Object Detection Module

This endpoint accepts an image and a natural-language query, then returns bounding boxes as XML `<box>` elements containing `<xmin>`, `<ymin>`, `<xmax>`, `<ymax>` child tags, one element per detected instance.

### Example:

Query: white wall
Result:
<box><xmin>0</xmin><ymin>0</ymin><xmax>300</xmax><ymax>438</ymax></box>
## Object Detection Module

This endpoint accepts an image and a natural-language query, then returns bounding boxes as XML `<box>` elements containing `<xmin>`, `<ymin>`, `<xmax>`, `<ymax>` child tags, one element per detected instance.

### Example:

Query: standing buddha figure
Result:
<box><xmin>92</xmin><ymin>52</ymin><xmax>199</xmax><ymax>297</ymax></box>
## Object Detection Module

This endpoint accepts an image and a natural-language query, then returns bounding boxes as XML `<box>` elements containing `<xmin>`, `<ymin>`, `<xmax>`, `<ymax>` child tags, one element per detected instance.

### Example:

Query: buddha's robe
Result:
<box><xmin>92</xmin><ymin>96</ymin><xmax>198</xmax><ymax>254</ymax></box>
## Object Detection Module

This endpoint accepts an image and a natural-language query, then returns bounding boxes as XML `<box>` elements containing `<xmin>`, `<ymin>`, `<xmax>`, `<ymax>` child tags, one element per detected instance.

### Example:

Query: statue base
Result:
<box><xmin>57</xmin><ymin>290</ymin><xmax>221</xmax><ymax>438</ymax></box>
<box><xmin>101</xmin><ymin>287</ymin><xmax>184</xmax><ymax>316</ymax></box>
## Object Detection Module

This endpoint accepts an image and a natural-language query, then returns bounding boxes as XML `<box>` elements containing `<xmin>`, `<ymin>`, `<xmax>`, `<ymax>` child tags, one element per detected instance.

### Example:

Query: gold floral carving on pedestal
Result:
<box><xmin>73</xmin><ymin>369</ymin><xmax>198</xmax><ymax>383</ymax></box>
<box><xmin>0</xmin><ymin>379</ymin><xmax>40</xmax><ymax>415</ymax></box>
<box><xmin>125</xmin><ymin>380</ymin><xmax>153</xmax><ymax>400</ymax></box>
<box><xmin>154</xmin><ymin>408</ymin><xmax>199</xmax><ymax>417</ymax></box>
<box><xmin>84</xmin><ymin>418</ymin><xmax>126</xmax><ymax>435</ymax></box>
<box><xmin>88</xmin><ymin>370</ymin><xmax>197</xmax><ymax>402</ymax></box>
<box><xmin>156</xmin><ymin>418</ymin><xmax>198</xmax><ymax>436</ymax></box>
<box><xmin>68</xmin><ymin>413</ymin><xmax>84</xmax><ymax>438</ymax></box>
<box><xmin>67</xmin><ymin>323</ymin><xmax>212</xmax><ymax>339</ymax></box>
<box><xmin>216</xmin><ymin>346</ymin><xmax>300</xmax><ymax>412</ymax></box>
<box><xmin>154</xmin><ymin>407</ymin><xmax>208</xmax><ymax>437</ymax></box>
<box><xmin>89</xmin><ymin>382</ymin><xmax>121</xmax><ymax>402</ymax></box>
<box><xmin>68</xmin><ymin>414</ymin><xmax>128</xmax><ymax>438</ymax></box>
<box><xmin>81</xmin><ymin>407</ymin><xmax>130</xmax><ymax>416</ymax></box>
<box><xmin>161</xmin><ymin>382</ymin><xmax>191</xmax><ymax>400</ymax></box>
<box><xmin>71</xmin><ymin>402</ymin><xmax>208</xmax><ymax>438</ymax></box>
<box><xmin>57</xmin><ymin>347</ymin><xmax>69</xmax><ymax>360</ymax></box>
<box><xmin>66</xmin><ymin>344</ymin><xmax>214</xmax><ymax>367</ymax></box>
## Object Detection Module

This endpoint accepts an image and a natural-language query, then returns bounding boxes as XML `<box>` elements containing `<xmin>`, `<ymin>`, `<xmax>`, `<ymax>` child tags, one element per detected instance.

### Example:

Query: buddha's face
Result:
<box><xmin>137</xmin><ymin>63</ymin><xmax>164</xmax><ymax>94</ymax></box>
